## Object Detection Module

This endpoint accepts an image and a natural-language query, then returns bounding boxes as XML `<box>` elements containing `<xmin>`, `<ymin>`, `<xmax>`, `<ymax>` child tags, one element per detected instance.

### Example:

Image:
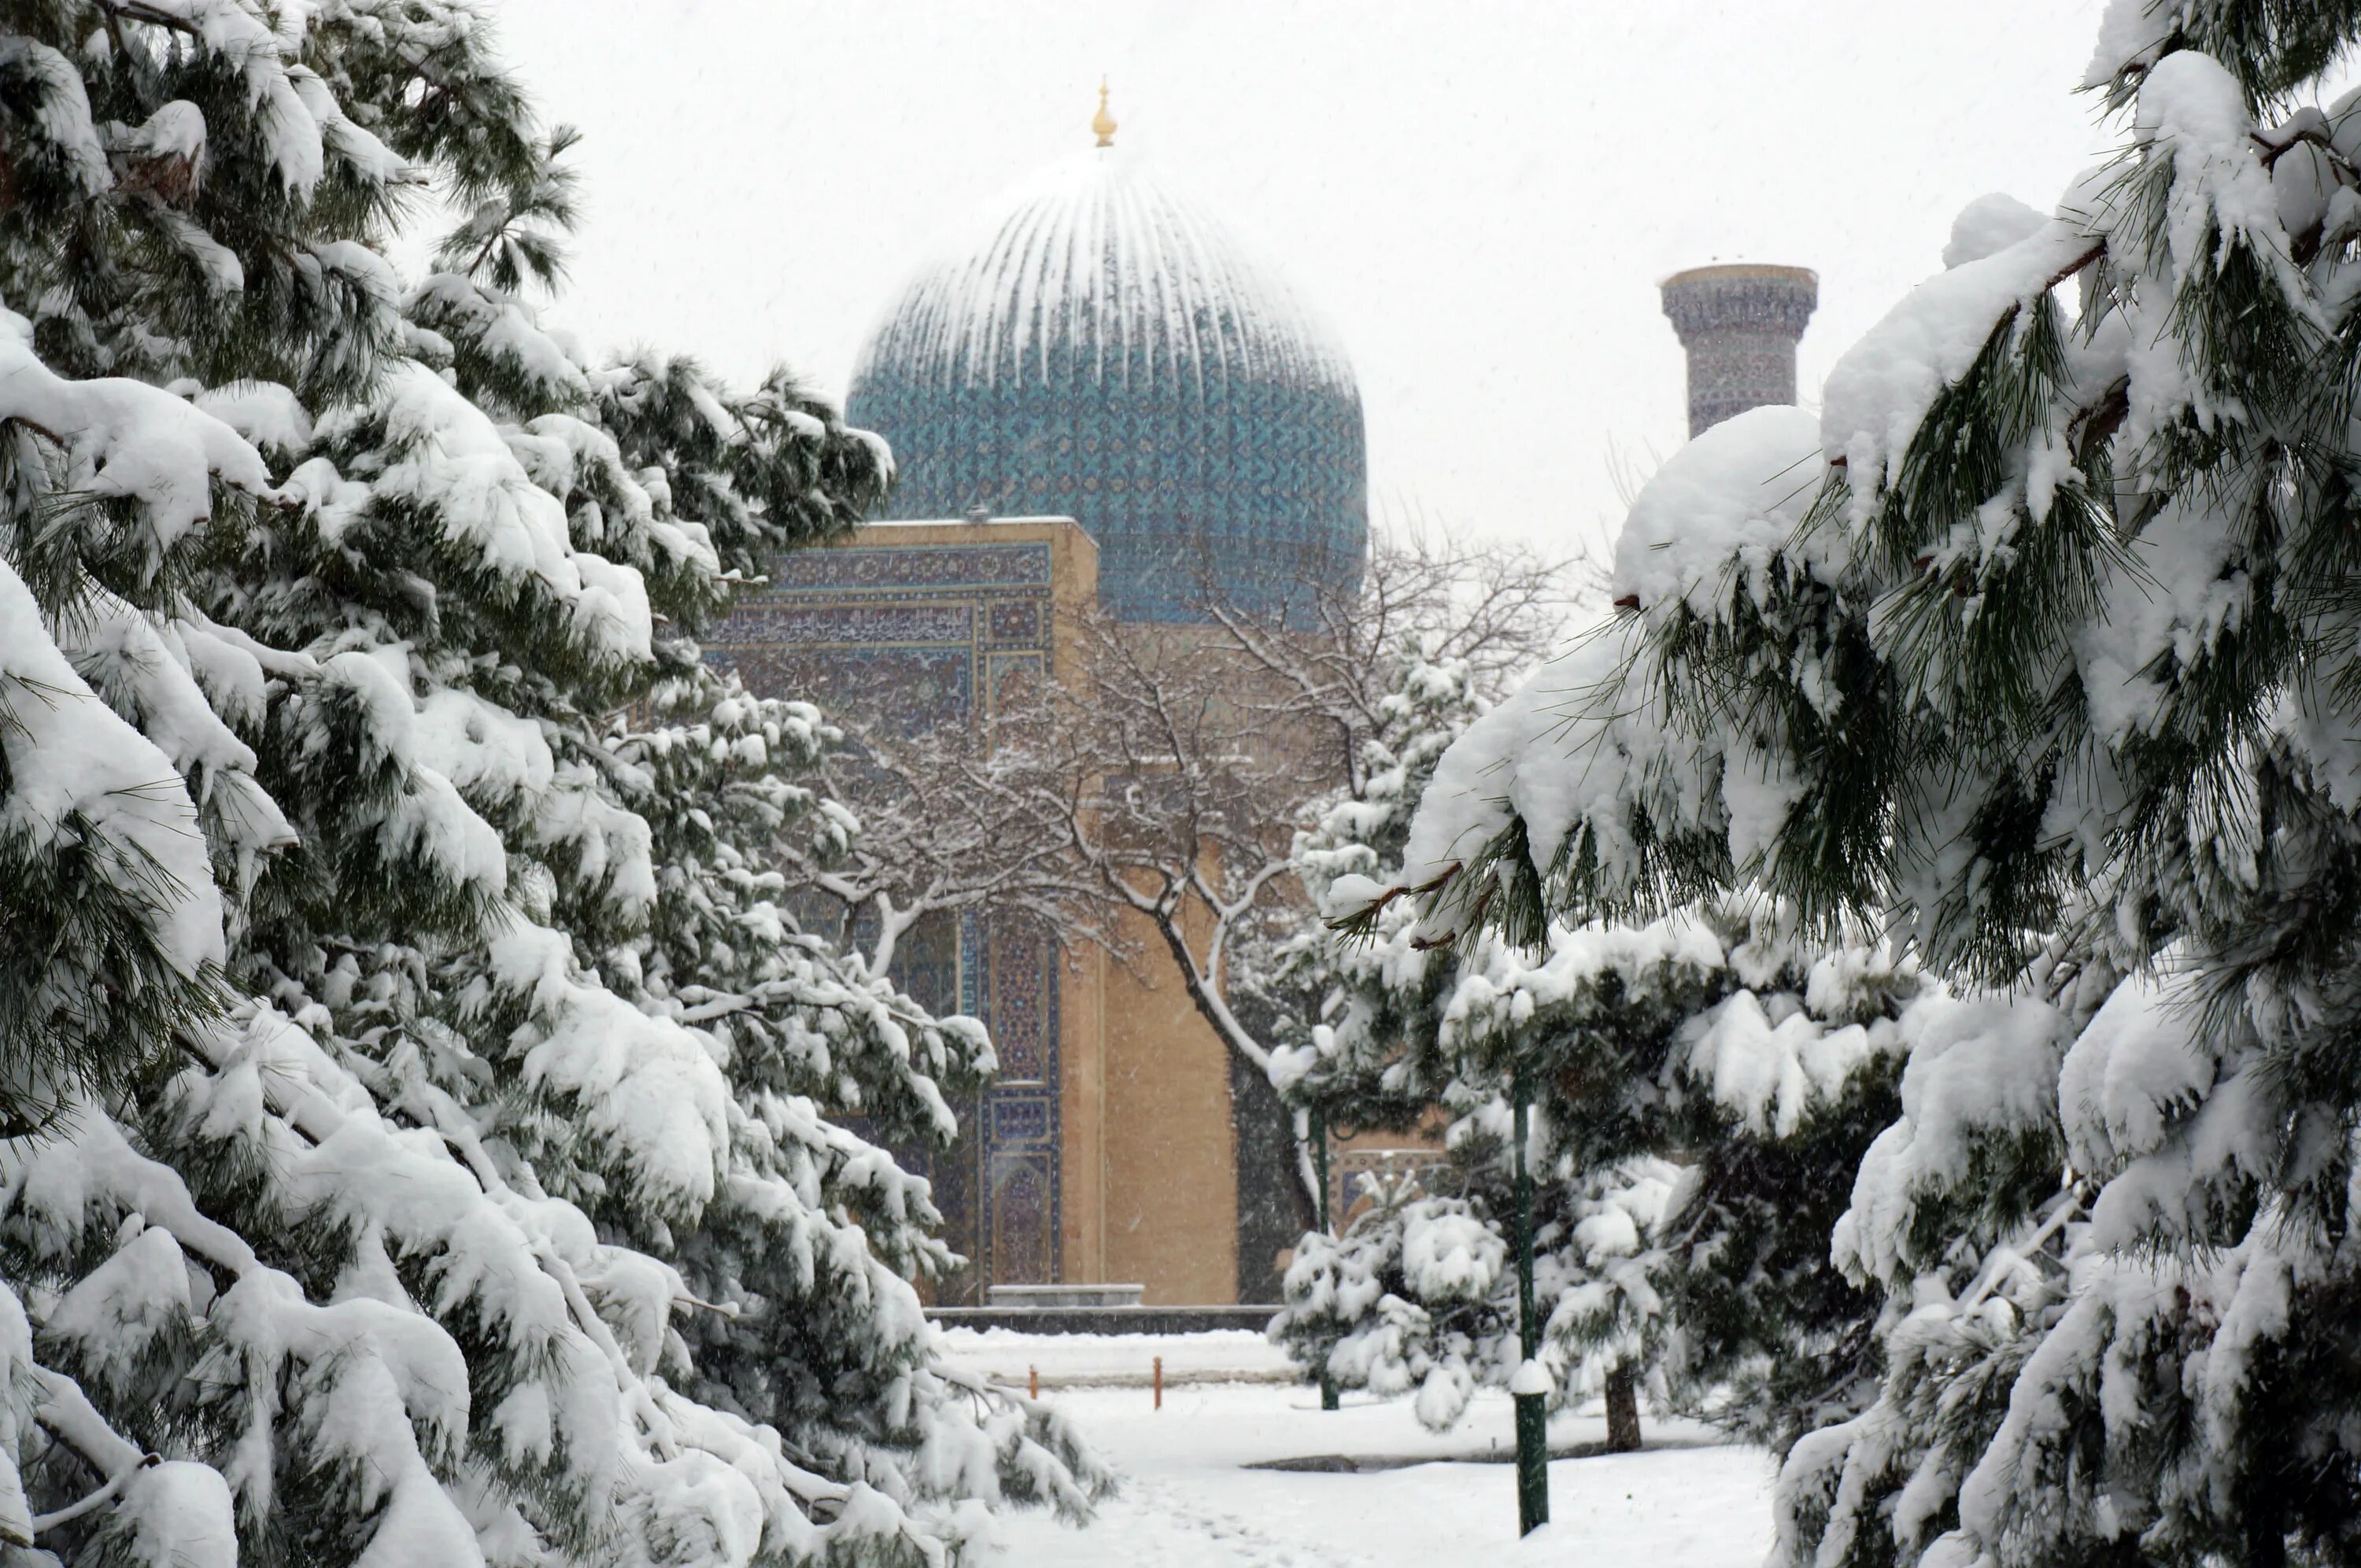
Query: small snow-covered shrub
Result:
<box><xmin>1280</xmin><ymin>897</ymin><xmax>1916</xmax><ymax>1452</ymax></box>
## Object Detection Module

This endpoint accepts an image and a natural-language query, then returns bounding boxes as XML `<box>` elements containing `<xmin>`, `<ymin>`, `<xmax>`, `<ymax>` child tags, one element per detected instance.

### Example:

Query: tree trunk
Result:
<box><xmin>2243</xmin><ymin>1471</ymin><xmax>2285</xmax><ymax>1568</ymax></box>
<box><xmin>1604</xmin><ymin>1367</ymin><xmax>1642</xmax><ymax>1453</ymax></box>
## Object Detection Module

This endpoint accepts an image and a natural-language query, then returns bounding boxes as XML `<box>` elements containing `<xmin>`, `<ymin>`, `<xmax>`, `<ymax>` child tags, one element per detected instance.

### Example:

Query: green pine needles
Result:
<box><xmin>1378</xmin><ymin>5</ymin><xmax>2361</xmax><ymax>1564</ymax></box>
<box><xmin>0</xmin><ymin>2</ymin><xmax>1103</xmax><ymax>1562</ymax></box>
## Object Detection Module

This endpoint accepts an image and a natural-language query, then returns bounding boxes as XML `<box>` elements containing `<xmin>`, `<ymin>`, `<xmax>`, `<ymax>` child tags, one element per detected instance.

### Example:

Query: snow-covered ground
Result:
<box><xmin>941</xmin><ymin>1332</ymin><xmax>1775</xmax><ymax>1566</ymax></box>
<box><xmin>937</xmin><ymin>1326</ymin><xmax>1296</xmax><ymax>1385</ymax></box>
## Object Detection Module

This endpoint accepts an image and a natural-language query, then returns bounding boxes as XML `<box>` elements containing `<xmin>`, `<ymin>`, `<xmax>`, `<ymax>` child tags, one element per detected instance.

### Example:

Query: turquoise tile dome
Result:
<box><xmin>846</xmin><ymin>149</ymin><xmax>1368</xmax><ymax>624</ymax></box>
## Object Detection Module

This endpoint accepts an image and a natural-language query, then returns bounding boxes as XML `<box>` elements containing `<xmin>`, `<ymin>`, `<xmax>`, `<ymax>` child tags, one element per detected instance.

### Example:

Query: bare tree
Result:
<box><xmin>1207</xmin><ymin>527</ymin><xmax>1584</xmax><ymax>798</ymax></box>
<box><xmin>780</xmin><ymin>716</ymin><xmax>1120</xmax><ymax>979</ymax></box>
<box><xmin>1032</xmin><ymin>611</ymin><xmax>1313</xmax><ymax>1080</ymax></box>
<box><xmin>783</xmin><ymin>529</ymin><xmax>1585</xmax><ymax>1231</ymax></box>
<box><xmin>1009</xmin><ymin>532</ymin><xmax>1588</xmax><ymax>1210</ymax></box>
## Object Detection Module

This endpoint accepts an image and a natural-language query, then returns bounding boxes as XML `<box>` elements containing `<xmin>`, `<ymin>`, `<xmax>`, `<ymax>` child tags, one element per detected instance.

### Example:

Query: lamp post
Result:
<box><xmin>1311</xmin><ymin>1105</ymin><xmax>1339</xmax><ymax>1411</ymax></box>
<box><xmin>1512</xmin><ymin>1060</ymin><xmax>1549</xmax><ymax>1535</ymax></box>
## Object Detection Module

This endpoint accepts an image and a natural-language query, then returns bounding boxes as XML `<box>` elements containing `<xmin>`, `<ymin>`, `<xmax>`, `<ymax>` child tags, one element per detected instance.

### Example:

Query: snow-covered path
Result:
<box><xmin>944</xmin><ymin>1334</ymin><xmax>1776</xmax><ymax>1566</ymax></box>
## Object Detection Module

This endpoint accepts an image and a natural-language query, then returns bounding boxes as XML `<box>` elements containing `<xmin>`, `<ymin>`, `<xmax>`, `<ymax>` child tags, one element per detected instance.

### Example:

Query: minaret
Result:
<box><xmin>1659</xmin><ymin>264</ymin><xmax>1818</xmax><ymax>437</ymax></box>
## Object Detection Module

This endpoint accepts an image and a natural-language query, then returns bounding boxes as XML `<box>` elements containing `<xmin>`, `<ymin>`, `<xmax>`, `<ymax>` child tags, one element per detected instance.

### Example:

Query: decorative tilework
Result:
<box><xmin>958</xmin><ymin>909</ymin><xmax>985</xmax><ymax>1016</ymax></box>
<box><xmin>985</xmin><ymin>597</ymin><xmax>1041</xmax><ymax>644</ymax></box>
<box><xmin>852</xmin><ymin>372</ymin><xmax>1366</xmax><ymax>625</ymax></box>
<box><xmin>896</xmin><ymin>910</ymin><xmax>963</xmax><ymax>1020</ymax></box>
<box><xmin>726</xmin><ymin>602</ymin><xmax>973</xmax><ymax>645</ymax></box>
<box><xmin>986</xmin><ymin>651</ymin><xmax>1045</xmax><ymax>713</ymax></box>
<box><xmin>847</xmin><ymin>162</ymin><xmax>1371</xmax><ymax>629</ymax></box>
<box><xmin>987</xmin><ymin>924</ymin><xmax>1051</xmax><ymax>1083</ymax></box>
<box><xmin>774</xmin><ymin>542</ymin><xmax>1052</xmax><ymax>591</ymax></box>
<box><xmin>1329</xmin><ymin>1146</ymin><xmax>1450</xmax><ymax>1233</ymax></box>
<box><xmin>707</xmin><ymin>530</ymin><xmax>1065</xmax><ymax>1286</ymax></box>
<box><xmin>989</xmin><ymin>1153</ymin><xmax>1053</xmax><ymax>1286</ymax></box>
<box><xmin>989</xmin><ymin>1093</ymin><xmax>1054</xmax><ymax>1145</ymax></box>
<box><xmin>1660</xmin><ymin>268</ymin><xmax>1819</xmax><ymax>439</ymax></box>
<box><xmin>715</xmin><ymin>645</ymin><xmax>974</xmax><ymax>729</ymax></box>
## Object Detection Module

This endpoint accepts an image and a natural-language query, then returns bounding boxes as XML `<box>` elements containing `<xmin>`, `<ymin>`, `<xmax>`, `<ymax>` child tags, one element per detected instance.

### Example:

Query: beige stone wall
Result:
<box><xmin>837</xmin><ymin>519</ymin><xmax>1245</xmax><ymax>1304</ymax></box>
<box><xmin>1057</xmin><ymin>939</ymin><xmax>1107</xmax><ymax>1286</ymax></box>
<box><xmin>1096</xmin><ymin>902</ymin><xmax>1240</xmax><ymax>1304</ymax></box>
<box><xmin>821</xmin><ymin>518</ymin><xmax>1461</xmax><ymax>1307</ymax></box>
<box><xmin>733</xmin><ymin>515</ymin><xmax>1280</xmax><ymax>1303</ymax></box>
<box><xmin>1053</xmin><ymin>906</ymin><xmax>1246</xmax><ymax>1306</ymax></box>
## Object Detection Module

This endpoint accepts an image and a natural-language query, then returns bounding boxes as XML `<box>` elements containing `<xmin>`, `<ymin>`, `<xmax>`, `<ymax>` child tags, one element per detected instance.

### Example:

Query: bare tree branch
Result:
<box><xmin>785</xmin><ymin>527</ymin><xmax>1585</xmax><ymax>1226</ymax></box>
<box><xmin>1011</xmin><ymin>532</ymin><xmax>1585</xmax><ymax>1212</ymax></box>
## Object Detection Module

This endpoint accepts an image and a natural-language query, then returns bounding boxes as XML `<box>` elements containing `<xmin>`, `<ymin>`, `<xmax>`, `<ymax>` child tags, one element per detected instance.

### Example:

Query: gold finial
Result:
<box><xmin>1092</xmin><ymin>77</ymin><xmax>1118</xmax><ymax>148</ymax></box>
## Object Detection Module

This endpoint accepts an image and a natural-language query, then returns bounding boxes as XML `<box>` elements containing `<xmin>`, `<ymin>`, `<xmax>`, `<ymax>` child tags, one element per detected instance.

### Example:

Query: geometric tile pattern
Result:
<box><xmin>851</xmin><ymin>369</ymin><xmax>1366</xmax><ymax>625</ymax></box>
<box><xmin>1659</xmin><ymin>264</ymin><xmax>1819</xmax><ymax>439</ymax></box>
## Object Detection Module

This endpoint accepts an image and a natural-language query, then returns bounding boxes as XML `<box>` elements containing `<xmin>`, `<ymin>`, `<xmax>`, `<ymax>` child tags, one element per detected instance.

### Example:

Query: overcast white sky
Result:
<box><xmin>479</xmin><ymin>0</ymin><xmax>2127</xmax><ymax>560</ymax></box>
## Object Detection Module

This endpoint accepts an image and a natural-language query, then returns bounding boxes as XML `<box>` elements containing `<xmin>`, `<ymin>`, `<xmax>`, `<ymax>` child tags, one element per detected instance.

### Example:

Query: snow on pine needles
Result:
<box><xmin>1374</xmin><ymin>4</ymin><xmax>2361</xmax><ymax>1566</ymax></box>
<box><xmin>0</xmin><ymin>3</ymin><xmax>1102</xmax><ymax>1562</ymax></box>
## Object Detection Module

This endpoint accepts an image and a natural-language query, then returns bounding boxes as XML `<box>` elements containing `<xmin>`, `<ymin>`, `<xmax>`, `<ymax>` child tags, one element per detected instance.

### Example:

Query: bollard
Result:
<box><xmin>1153</xmin><ymin>1356</ymin><xmax>1163</xmax><ymax>1410</ymax></box>
<box><xmin>1028</xmin><ymin>1364</ymin><xmax>1038</xmax><ymax>1400</ymax></box>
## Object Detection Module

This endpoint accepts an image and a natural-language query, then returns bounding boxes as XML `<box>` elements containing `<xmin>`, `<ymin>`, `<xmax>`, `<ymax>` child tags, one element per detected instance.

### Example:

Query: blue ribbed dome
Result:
<box><xmin>846</xmin><ymin>150</ymin><xmax>1367</xmax><ymax>623</ymax></box>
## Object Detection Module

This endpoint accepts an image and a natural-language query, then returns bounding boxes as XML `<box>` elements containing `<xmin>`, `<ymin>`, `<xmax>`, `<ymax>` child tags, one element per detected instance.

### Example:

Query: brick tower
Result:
<box><xmin>1659</xmin><ymin>264</ymin><xmax>1819</xmax><ymax>437</ymax></box>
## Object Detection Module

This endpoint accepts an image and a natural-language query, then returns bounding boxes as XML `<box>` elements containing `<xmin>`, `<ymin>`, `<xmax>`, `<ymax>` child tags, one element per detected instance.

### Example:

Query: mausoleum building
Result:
<box><xmin>711</xmin><ymin>90</ymin><xmax>1368</xmax><ymax>1305</ymax></box>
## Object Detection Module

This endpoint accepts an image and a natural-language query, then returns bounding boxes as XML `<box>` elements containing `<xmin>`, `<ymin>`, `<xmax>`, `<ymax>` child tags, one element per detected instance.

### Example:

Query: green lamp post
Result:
<box><xmin>1311</xmin><ymin>1105</ymin><xmax>1339</xmax><ymax>1412</ymax></box>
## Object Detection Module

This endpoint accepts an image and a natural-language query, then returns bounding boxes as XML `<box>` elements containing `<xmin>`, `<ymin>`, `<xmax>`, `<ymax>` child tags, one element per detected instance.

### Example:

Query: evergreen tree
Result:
<box><xmin>1380</xmin><ymin>2</ymin><xmax>2361</xmax><ymax>1562</ymax></box>
<box><xmin>1280</xmin><ymin>891</ymin><xmax>1915</xmax><ymax>1457</ymax></box>
<box><xmin>0</xmin><ymin>3</ymin><xmax>1098</xmax><ymax>1561</ymax></box>
<box><xmin>1264</xmin><ymin>634</ymin><xmax>1493</xmax><ymax>1129</ymax></box>
<box><xmin>579</xmin><ymin>350</ymin><xmax>1101</xmax><ymax>1530</ymax></box>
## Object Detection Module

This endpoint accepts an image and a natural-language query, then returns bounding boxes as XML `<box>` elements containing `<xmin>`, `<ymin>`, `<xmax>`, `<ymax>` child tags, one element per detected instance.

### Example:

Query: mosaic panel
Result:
<box><xmin>774</xmin><ymin>541</ymin><xmax>1054</xmax><ymax>591</ymax></box>
<box><xmin>986</xmin><ymin>651</ymin><xmax>1046</xmax><ymax>714</ymax></box>
<box><xmin>985</xmin><ymin>922</ymin><xmax>1052</xmax><ymax>1082</ymax></box>
<box><xmin>708</xmin><ymin>644</ymin><xmax>975</xmax><ymax>732</ymax></box>
<box><xmin>988</xmin><ymin>1092</ymin><xmax>1055</xmax><ymax>1146</ymax></box>
<box><xmin>985</xmin><ymin>597</ymin><xmax>1042</xmax><ymax>644</ymax></box>
<box><xmin>725</xmin><ymin>601</ymin><xmax>973</xmax><ymax>646</ymax></box>
<box><xmin>989</xmin><ymin>1153</ymin><xmax>1053</xmax><ymax>1286</ymax></box>
<box><xmin>1330</xmin><ymin>1146</ymin><xmax>1450</xmax><ymax>1232</ymax></box>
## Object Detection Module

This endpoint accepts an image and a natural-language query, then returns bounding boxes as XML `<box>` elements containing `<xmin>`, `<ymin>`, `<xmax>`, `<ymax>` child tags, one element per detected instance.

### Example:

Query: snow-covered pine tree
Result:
<box><xmin>1277</xmin><ymin>640</ymin><xmax>1911</xmax><ymax>1454</ymax></box>
<box><xmin>238</xmin><ymin>264</ymin><xmax>1097</xmax><ymax>1556</ymax></box>
<box><xmin>1265</xmin><ymin>635</ymin><xmax>1493</xmax><ymax>1130</ymax></box>
<box><xmin>1279</xmin><ymin>892</ymin><xmax>1916</xmax><ymax>1456</ymax></box>
<box><xmin>576</xmin><ymin>350</ymin><xmax>1105</xmax><ymax>1527</ymax></box>
<box><xmin>1376</xmin><ymin>3</ymin><xmax>2361</xmax><ymax>1562</ymax></box>
<box><xmin>0</xmin><ymin>3</ymin><xmax>1098</xmax><ymax>1562</ymax></box>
